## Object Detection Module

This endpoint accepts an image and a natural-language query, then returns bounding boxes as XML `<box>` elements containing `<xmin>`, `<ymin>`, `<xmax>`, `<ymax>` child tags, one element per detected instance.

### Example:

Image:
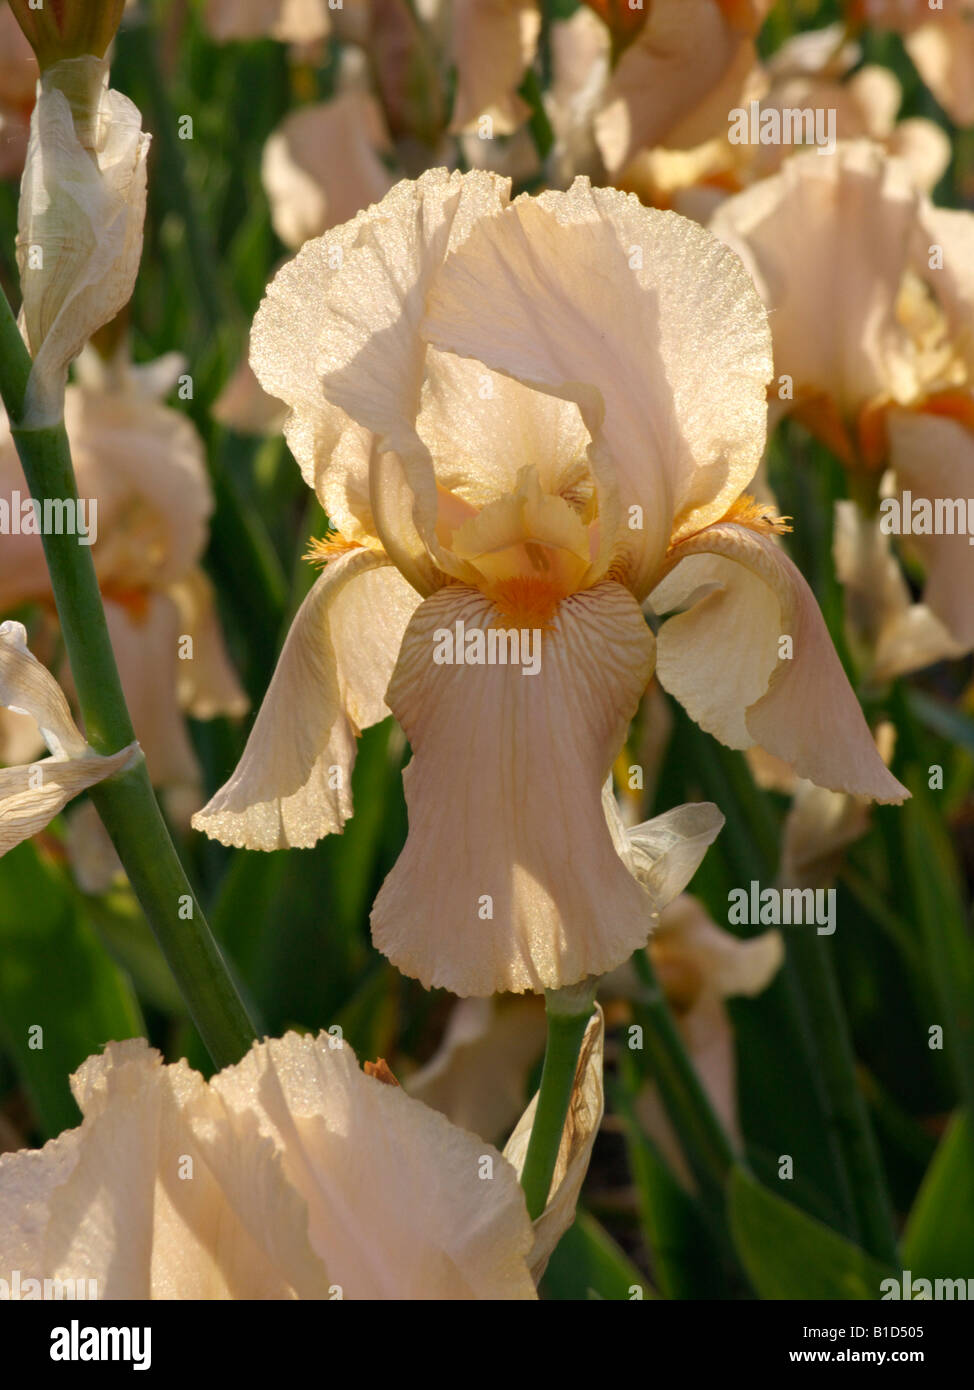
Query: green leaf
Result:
<box><xmin>540</xmin><ymin>1209</ymin><xmax>655</xmax><ymax>1301</ymax></box>
<box><xmin>0</xmin><ymin>842</ymin><xmax>143</xmax><ymax>1137</ymax></box>
<box><xmin>902</xmin><ymin>1111</ymin><xmax>974</xmax><ymax>1280</ymax></box>
<box><xmin>619</xmin><ymin>1098</ymin><xmax>725</xmax><ymax>1298</ymax></box>
<box><xmin>729</xmin><ymin>1167</ymin><xmax>897</xmax><ymax>1300</ymax></box>
<box><xmin>902</xmin><ymin>777</ymin><xmax>974</xmax><ymax>1115</ymax></box>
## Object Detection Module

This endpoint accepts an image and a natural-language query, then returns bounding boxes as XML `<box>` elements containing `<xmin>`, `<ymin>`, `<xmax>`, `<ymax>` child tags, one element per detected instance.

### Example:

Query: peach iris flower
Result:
<box><xmin>0</xmin><ymin>1032</ymin><xmax>541</xmax><ymax>1299</ymax></box>
<box><xmin>0</xmin><ymin>348</ymin><xmax>247</xmax><ymax>796</ymax></box>
<box><xmin>712</xmin><ymin>141</ymin><xmax>974</xmax><ymax>670</ymax></box>
<box><xmin>194</xmin><ymin>169</ymin><xmax>905</xmax><ymax>997</ymax></box>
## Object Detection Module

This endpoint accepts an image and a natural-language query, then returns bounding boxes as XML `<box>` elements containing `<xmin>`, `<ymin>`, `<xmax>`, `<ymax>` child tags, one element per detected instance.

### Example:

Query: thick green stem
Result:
<box><xmin>629</xmin><ymin>948</ymin><xmax>740</xmax><ymax>1199</ymax></box>
<box><xmin>520</xmin><ymin>989</ymin><xmax>594</xmax><ymax>1221</ymax></box>
<box><xmin>788</xmin><ymin>929</ymin><xmax>899</xmax><ymax>1266</ymax></box>
<box><xmin>0</xmin><ymin>290</ymin><xmax>257</xmax><ymax>1068</ymax></box>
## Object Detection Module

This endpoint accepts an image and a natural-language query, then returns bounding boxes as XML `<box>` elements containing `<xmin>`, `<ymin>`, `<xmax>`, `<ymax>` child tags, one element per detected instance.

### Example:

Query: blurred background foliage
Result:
<box><xmin>0</xmin><ymin>0</ymin><xmax>973</xmax><ymax>1298</ymax></box>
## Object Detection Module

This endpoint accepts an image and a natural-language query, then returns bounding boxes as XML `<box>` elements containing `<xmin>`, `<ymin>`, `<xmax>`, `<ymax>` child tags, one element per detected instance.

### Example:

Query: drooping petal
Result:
<box><xmin>0</xmin><ymin>619</ymin><xmax>86</xmax><ymax>759</ymax></box>
<box><xmin>886</xmin><ymin>406</ymin><xmax>974</xmax><ymax>650</ymax></box>
<box><xmin>260</xmin><ymin>93</ymin><xmax>394</xmax><ymax>250</ymax></box>
<box><xmin>594</xmin><ymin>0</ymin><xmax>753</xmax><ymax>175</ymax></box>
<box><xmin>650</xmin><ymin>522</ymin><xmax>909</xmax><ymax>801</ymax></box>
<box><xmin>423</xmin><ymin>177</ymin><xmax>772</xmax><ymax>598</ymax></box>
<box><xmin>503</xmin><ymin>1006</ymin><xmax>604</xmax><ymax>1281</ymax></box>
<box><xmin>371</xmin><ymin>580</ymin><xmax>656</xmax><ymax>995</ymax></box>
<box><xmin>652</xmin><ymin>894</ymin><xmax>784</xmax><ymax>1001</ymax></box>
<box><xmin>103</xmin><ymin>596</ymin><xmax>201</xmax><ymax>793</ymax></box>
<box><xmin>168</xmin><ymin>569</ymin><xmax>249</xmax><ymax>721</ymax></box>
<box><xmin>209</xmin><ymin>1032</ymin><xmax>537</xmax><ymax>1299</ymax></box>
<box><xmin>0</xmin><ymin>751</ymin><xmax>134</xmax><ymax>857</ymax></box>
<box><xmin>193</xmin><ymin>550</ymin><xmax>421</xmax><ymax>850</ymax></box>
<box><xmin>0</xmin><ymin>621</ymin><xmax>138</xmax><ymax>854</ymax></box>
<box><xmin>448</xmin><ymin>0</ymin><xmax>541</xmax><ymax>136</ymax></box>
<box><xmin>833</xmin><ymin>496</ymin><xmax>964</xmax><ymax>680</ymax></box>
<box><xmin>905</xmin><ymin>13</ymin><xmax>974</xmax><ymax>127</ymax></box>
<box><xmin>64</xmin><ymin>384</ymin><xmax>212</xmax><ymax>591</ymax></box>
<box><xmin>204</xmin><ymin>0</ymin><xmax>332</xmax><ymax>44</ymax></box>
<box><xmin>405</xmin><ymin>995</ymin><xmax>547</xmax><ymax>1143</ymax></box>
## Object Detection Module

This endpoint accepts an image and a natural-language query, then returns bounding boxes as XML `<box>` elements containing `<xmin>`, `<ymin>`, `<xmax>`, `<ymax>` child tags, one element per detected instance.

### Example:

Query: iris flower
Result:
<box><xmin>195</xmin><ymin>169</ymin><xmax>905</xmax><ymax>997</ymax></box>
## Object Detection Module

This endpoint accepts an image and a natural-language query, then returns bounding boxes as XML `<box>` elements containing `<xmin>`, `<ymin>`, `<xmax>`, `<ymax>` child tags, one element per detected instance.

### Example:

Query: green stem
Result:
<box><xmin>520</xmin><ymin>989</ymin><xmax>594</xmax><ymax>1221</ymax></box>
<box><xmin>0</xmin><ymin>290</ymin><xmax>257</xmax><ymax>1069</ymax></box>
<box><xmin>629</xmin><ymin>948</ymin><xmax>740</xmax><ymax>1199</ymax></box>
<box><xmin>788</xmin><ymin>929</ymin><xmax>899</xmax><ymax>1266</ymax></box>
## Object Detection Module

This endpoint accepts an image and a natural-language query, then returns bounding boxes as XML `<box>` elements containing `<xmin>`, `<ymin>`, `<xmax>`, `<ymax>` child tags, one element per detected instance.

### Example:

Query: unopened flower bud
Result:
<box><xmin>8</xmin><ymin>0</ymin><xmax>126</xmax><ymax>71</ymax></box>
<box><xmin>15</xmin><ymin>54</ymin><xmax>149</xmax><ymax>426</ymax></box>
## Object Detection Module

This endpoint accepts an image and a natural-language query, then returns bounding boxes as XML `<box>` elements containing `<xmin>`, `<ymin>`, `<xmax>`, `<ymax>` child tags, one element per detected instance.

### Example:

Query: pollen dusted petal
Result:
<box><xmin>192</xmin><ymin>550</ymin><xmax>421</xmax><ymax>850</ymax></box>
<box><xmin>0</xmin><ymin>1033</ymin><xmax>539</xmax><ymax>1300</ymax></box>
<box><xmin>371</xmin><ymin>580</ymin><xmax>657</xmax><ymax>996</ymax></box>
<box><xmin>651</xmin><ymin>523</ymin><xmax>909</xmax><ymax>803</ymax></box>
<box><xmin>209</xmin><ymin>1032</ymin><xmax>537</xmax><ymax>1300</ymax></box>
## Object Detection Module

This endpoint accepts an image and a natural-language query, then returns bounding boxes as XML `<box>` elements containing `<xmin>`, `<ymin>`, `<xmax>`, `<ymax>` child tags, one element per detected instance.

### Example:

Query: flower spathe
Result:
<box><xmin>15</xmin><ymin>56</ymin><xmax>149</xmax><ymax>426</ymax></box>
<box><xmin>0</xmin><ymin>621</ymin><xmax>138</xmax><ymax>856</ymax></box>
<box><xmin>194</xmin><ymin>168</ymin><xmax>906</xmax><ymax>998</ymax></box>
<box><xmin>0</xmin><ymin>1031</ymin><xmax>542</xmax><ymax>1300</ymax></box>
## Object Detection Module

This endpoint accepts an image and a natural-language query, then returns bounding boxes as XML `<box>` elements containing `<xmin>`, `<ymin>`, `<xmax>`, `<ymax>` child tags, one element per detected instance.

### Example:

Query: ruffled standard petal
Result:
<box><xmin>710</xmin><ymin>143</ymin><xmax>922</xmax><ymax>416</ymax></box>
<box><xmin>423</xmin><ymin>177</ymin><xmax>772</xmax><ymax>598</ymax></box>
<box><xmin>193</xmin><ymin>550</ymin><xmax>421</xmax><ymax>850</ymax></box>
<box><xmin>251</xmin><ymin>169</ymin><xmax>512</xmax><ymax>592</ymax></box>
<box><xmin>0</xmin><ymin>1039</ymin><xmax>332</xmax><ymax>1299</ymax></box>
<box><xmin>650</xmin><ymin>523</ymin><xmax>908</xmax><ymax>802</ymax></box>
<box><xmin>209</xmin><ymin>1032</ymin><xmax>537</xmax><ymax>1300</ymax></box>
<box><xmin>371</xmin><ymin>580</ymin><xmax>656</xmax><ymax>995</ymax></box>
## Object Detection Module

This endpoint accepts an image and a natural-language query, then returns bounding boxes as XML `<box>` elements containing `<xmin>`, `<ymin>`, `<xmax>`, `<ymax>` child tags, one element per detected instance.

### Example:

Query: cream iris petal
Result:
<box><xmin>192</xmin><ymin>551</ymin><xmax>421</xmax><ymax>850</ymax></box>
<box><xmin>371</xmin><ymin>580</ymin><xmax>656</xmax><ymax>995</ymax></box>
<box><xmin>651</xmin><ymin>523</ymin><xmax>908</xmax><ymax>802</ymax></box>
